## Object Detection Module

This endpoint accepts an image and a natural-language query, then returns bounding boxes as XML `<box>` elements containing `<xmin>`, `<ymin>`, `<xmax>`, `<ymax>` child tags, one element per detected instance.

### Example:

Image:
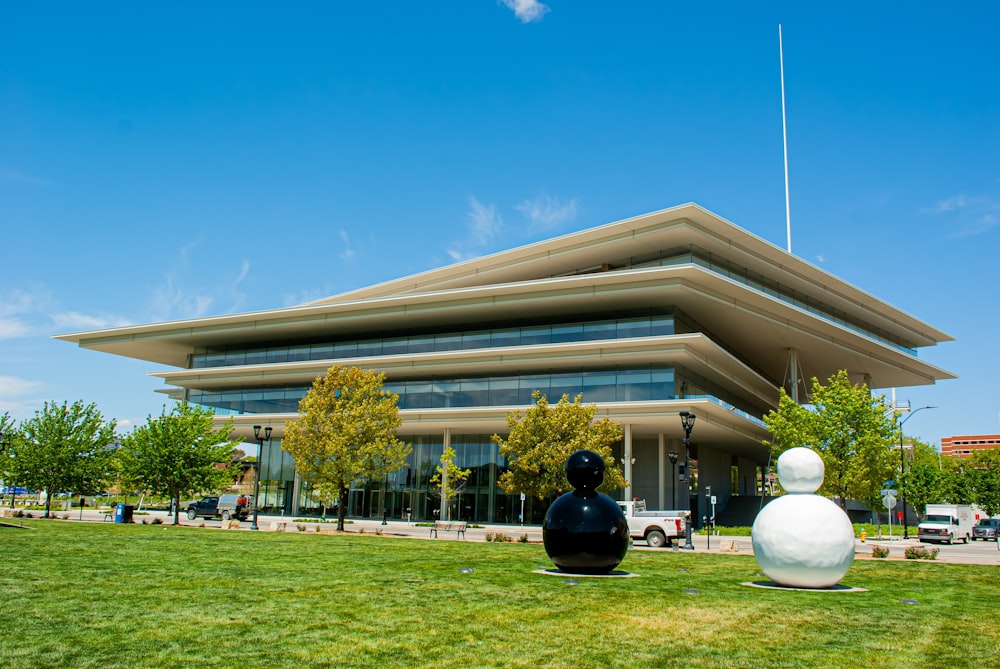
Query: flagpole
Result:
<box><xmin>779</xmin><ymin>24</ymin><xmax>792</xmax><ymax>254</ymax></box>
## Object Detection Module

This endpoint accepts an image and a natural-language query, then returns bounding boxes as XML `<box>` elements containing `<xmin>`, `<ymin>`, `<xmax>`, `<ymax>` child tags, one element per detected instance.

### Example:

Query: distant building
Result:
<box><xmin>57</xmin><ymin>203</ymin><xmax>955</xmax><ymax>524</ymax></box>
<box><xmin>941</xmin><ymin>434</ymin><xmax>1000</xmax><ymax>459</ymax></box>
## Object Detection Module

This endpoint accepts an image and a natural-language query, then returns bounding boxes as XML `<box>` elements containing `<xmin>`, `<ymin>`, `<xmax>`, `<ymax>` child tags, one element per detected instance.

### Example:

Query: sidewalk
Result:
<box><xmin>45</xmin><ymin>507</ymin><xmax>1000</xmax><ymax>566</ymax></box>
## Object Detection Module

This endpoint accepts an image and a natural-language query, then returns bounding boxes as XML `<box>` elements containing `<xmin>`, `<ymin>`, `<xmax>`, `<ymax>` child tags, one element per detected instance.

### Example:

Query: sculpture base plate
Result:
<box><xmin>741</xmin><ymin>580</ymin><xmax>867</xmax><ymax>593</ymax></box>
<box><xmin>533</xmin><ymin>569</ymin><xmax>639</xmax><ymax>578</ymax></box>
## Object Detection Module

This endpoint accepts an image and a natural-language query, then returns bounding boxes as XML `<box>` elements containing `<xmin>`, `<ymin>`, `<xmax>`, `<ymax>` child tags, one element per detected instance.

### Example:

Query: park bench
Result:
<box><xmin>430</xmin><ymin>521</ymin><xmax>467</xmax><ymax>539</ymax></box>
<box><xmin>99</xmin><ymin>507</ymin><xmax>114</xmax><ymax>522</ymax></box>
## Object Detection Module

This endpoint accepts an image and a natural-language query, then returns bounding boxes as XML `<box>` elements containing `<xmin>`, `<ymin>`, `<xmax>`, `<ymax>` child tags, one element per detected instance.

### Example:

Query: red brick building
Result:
<box><xmin>941</xmin><ymin>434</ymin><xmax>1000</xmax><ymax>458</ymax></box>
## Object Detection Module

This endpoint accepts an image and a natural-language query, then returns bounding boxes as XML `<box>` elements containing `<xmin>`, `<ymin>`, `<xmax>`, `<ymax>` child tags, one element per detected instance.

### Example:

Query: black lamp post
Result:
<box><xmin>251</xmin><ymin>425</ymin><xmax>272</xmax><ymax>531</ymax></box>
<box><xmin>898</xmin><ymin>406</ymin><xmax>935</xmax><ymax>539</ymax></box>
<box><xmin>679</xmin><ymin>411</ymin><xmax>696</xmax><ymax>550</ymax></box>
<box><xmin>668</xmin><ymin>450</ymin><xmax>679</xmax><ymax>509</ymax></box>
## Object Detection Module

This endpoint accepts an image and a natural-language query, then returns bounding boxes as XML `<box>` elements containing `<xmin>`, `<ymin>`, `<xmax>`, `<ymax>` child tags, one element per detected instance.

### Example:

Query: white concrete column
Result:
<box><xmin>291</xmin><ymin>471</ymin><xmax>302</xmax><ymax>516</ymax></box>
<box><xmin>623</xmin><ymin>423</ymin><xmax>633</xmax><ymax>501</ymax></box>
<box><xmin>658</xmin><ymin>433</ymin><xmax>666</xmax><ymax>510</ymax></box>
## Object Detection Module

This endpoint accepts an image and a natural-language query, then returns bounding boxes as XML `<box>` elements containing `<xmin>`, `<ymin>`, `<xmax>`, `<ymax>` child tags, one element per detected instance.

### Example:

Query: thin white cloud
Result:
<box><xmin>0</xmin><ymin>168</ymin><xmax>49</xmax><ymax>187</ymax></box>
<box><xmin>0</xmin><ymin>287</ymin><xmax>54</xmax><ymax>338</ymax></box>
<box><xmin>339</xmin><ymin>230</ymin><xmax>356</xmax><ymax>262</ymax></box>
<box><xmin>0</xmin><ymin>317</ymin><xmax>33</xmax><ymax>340</ymax></box>
<box><xmin>149</xmin><ymin>273</ymin><xmax>214</xmax><ymax>322</ymax></box>
<box><xmin>447</xmin><ymin>196</ymin><xmax>504</xmax><ymax>261</ymax></box>
<box><xmin>0</xmin><ymin>375</ymin><xmax>45</xmax><ymax>417</ymax></box>
<box><xmin>515</xmin><ymin>193</ymin><xmax>579</xmax><ymax>231</ymax></box>
<box><xmin>50</xmin><ymin>311</ymin><xmax>132</xmax><ymax>332</ymax></box>
<box><xmin>500</xmin><ymin>0</ymin><xmax>550</xmax><ymax>23</ymax></box>
<box><xmin>921</xmin><ymin>194</ymin><xmax>1000</xmax><ymax>237</ymax></box>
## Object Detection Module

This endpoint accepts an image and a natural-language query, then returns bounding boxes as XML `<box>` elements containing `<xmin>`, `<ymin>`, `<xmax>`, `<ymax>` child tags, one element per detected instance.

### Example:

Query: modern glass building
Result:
<box><xmin>58</xmin><ymin>203</ymin><xmax>954</xmax><ymax>525</ymax></box>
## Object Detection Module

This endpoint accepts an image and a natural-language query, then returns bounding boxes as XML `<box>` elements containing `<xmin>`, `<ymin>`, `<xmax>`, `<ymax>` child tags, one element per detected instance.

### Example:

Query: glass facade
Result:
<box><xmin>190</xmin><ymin>313</ymin><xmax>676</xmax><ymax>369</ymax></box>
<box><xmin>190</xmin><ymin>367</ymin><xmax>677</xmax><ymax>415</ymax></box>
<box><xmin>258</xmin><ymin>433</ymin><xmax>603</xmax><ymax>525</ymax></box>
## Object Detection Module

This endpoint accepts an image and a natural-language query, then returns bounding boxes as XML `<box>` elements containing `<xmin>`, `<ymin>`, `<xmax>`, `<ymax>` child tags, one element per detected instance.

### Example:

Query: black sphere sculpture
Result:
<box><xmin>542</xmin><ymin>449</ymin><xmax>630</xmax><ymax>574</ymax></box>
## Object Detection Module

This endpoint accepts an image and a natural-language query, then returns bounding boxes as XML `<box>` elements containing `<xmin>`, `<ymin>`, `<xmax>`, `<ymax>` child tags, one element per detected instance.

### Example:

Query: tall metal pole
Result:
<box><xmin>251</xmin><ymin>425</ymin><xmax>272</xmax><ymax>531</ymax></box>
<box><xmin>779</xmin><ymin>24</ymin><xmax>792</xmax><ymax>254</ymax></box>
<box><xmin>680</xmin><ymin>412</ymin><xmax>697</xmax><ymax>550</ymax></box>
<box><xmin>668</xmin><ymin>451</ymin><xmax>679</xmax><ymax>509</ymax></box>
<box><xmin>898</xmin><ymin>406</ymin><xmax>935</xmax><ymax>539</ymax></box>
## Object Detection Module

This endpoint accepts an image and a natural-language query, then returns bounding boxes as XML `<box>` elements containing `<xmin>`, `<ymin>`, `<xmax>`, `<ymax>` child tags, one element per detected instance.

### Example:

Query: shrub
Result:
<box><xmin>871</xmin><ymin>545</ymin><xmax>890</xmax><ymax>558</ymax></box>
<box><xmin>151</xmin><ymin>516</ymin><xmax>163</xmax><ymax>525</ymax></box>
<box><xmin>488</xmin><ymin>532</ymin><xmax>512</xmax><ymax>543</ymax></box>
<box><xmin>904</xmin><ymin>545</ymin><xmax>940</xmax><ymax>560</ymax></box>
<box><xmin>485</xmin><ymin>532</ymin><xmax>495</xmax><ymax>542</ymax></box>
<box><xmin>518</xmin><ymin>534</ymin><xmax>529</xmax><ymax>543</ymax></box>
<box><xmin>296</xmin><ymin>524</ymin><xmax>307</xmax><ymax>532</ymax></box>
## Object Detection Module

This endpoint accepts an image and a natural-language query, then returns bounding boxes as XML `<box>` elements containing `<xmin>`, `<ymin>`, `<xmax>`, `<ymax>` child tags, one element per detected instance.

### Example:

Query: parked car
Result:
<box><xmin>216</xmin><ymin>493</ymin><xmax>252</xmax><ymax>521</ymax></box>
<box><xmin>185</xmin><ymin>494</ymin><xmax>252</xmax><ymax>521</ymax></box>
<box><xmin>971</xmin><ymin>517</ymin><xmax>1000</xmax><ymax>541</ymax></box>
<box><xmin>186</xmin><ymin>496</ymin><xmax>220</xmax><ymax>520</ymax></box>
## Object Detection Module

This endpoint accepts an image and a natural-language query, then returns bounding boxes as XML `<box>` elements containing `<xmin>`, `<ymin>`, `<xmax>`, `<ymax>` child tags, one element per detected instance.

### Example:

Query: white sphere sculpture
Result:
<box><xmin>752</xmin><ymin>447</ymin><xmax>855</xmax><ymax>588</ymax></box>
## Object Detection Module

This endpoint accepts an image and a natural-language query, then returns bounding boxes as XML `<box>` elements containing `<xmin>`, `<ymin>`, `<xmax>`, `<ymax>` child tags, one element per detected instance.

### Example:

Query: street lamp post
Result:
<box><xmin>668</xmin><ymin>451</ymin><xmax>679</xmax><ymax>509</ymax></box>
<box><xmin>679</xmin><ymin>411</ymin><xmax>696</xmax><ymax>550</ymax></box>
<box><xmin>897</xmin><ymin>406</ymin><xmax>935</xmax><ymax>539</ymax></box>
<box><xmin>251</xmin><ymin>425</ymin><xmax>272</xmax><ymax>531</ymax></box>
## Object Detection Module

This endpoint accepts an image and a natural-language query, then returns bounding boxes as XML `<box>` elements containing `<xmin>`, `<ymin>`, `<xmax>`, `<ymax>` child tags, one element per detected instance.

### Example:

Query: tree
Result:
<box><xmin>901</xmin><ymin>438</ymin><xmax>946</xmax><ymax>516</ymax></box>
<box><xmin>967</xmin><ymin>447</ymin><xmax>1000</xmax><ymax>517</ymax></box>
<box><xmin>1</xmin><ymin>412</ymin><xmax>19</xmax><ymax>504</ymax></box>
<box><xmin>763</xmin><ymin>370</ymin><xmax>897</xmax><ymax>511</ymax></box>
<box><xmin>493</xmin><ymin>391</ymin><xmax>625</xmax><ymax>501</ymax></box>
<box><xmin>14</xmin><ymin>401</ymin><xmax>117</xmax><ymax>518</ymax></box>
<box><xmin>118</xmin><ymin>404</ymin><xmax>242</xmax><ymax>525</ymax></box>
<box><xmin>282</xmin><ymin>366</ymin><xmax>411</xmax><ymax>531</ymax></box>
<box><xmin>430</xmin><ymin>446</ymin><xmax>471</xmax><ymax>520</ymax></box>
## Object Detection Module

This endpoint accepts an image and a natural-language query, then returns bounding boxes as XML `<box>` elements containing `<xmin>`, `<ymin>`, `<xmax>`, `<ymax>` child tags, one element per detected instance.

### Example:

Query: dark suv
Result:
<box><xmin>186</xmin><ymin>497</ymin><xmax>220</xmax><ymax>520</ymax></box>
<box><xmin>186</xmin><ymin>494</ymin><xmax>252</xmax><ymax>521</ymax></box>
<box><xmin>972</xmin><ymin>517</ymin><xmax>1000</xmax><ymax>541</ymax></box>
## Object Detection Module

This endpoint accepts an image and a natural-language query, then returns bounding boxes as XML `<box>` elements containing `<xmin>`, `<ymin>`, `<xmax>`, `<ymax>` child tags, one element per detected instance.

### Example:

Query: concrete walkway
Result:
<box><xmin>16</xmin><ymin>506</ymin><xmax>1000</xmax><ymax>566</ymax></box>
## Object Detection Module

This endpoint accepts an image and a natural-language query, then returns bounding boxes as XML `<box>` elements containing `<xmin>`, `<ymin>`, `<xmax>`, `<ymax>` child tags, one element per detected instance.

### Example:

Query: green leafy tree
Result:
<box><xmin>967</xmin><ymin>447</ymin><xmax>1000</xmax><ymax>516</ymax></box>
<box><xmin>430</xmin><ymin>446</ymin><xmax>471</xmax><ymax>520</ymax></box>
<box><xmin>282</xmin><ymin>366</ymin><xmax>411</xmax><ymax>531</ymax></box>
<box><xmin>764</xmin><ymin>370</ymin><xmax>897</xmax><ymax>511</ymax></box>
<box><xmin>118</xmin><ymin>404</ymin><xmax>242</xmax><ymax>525</ymax></box>
<box><xmin>902</xmin><ymin>438</ymin><xmax>946</xmax><ymax>515</ymax></box>
<box><xmin>14</xmin><ymin>401</ymin><xmax>117</xmax><ymax>518</ymax></box>
<box><xmin>493</xmin><ymin>391</ymin><xmax>625</xmax><ymax>501</ymax></box>
<box><xmin>940</xmin><ymin>456</ymin><xmax>978</xmax><ymax>505</ymax></box>
<box><xmin>1</xmin><ymin>412</ymin><xmax>19</xmax><ymax>503</ymax></box>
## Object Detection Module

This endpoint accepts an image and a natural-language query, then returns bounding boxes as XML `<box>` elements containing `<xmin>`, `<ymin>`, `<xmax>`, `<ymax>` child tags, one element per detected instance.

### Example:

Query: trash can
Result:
<box><xmin>114</xmin><ymin>503</ymin><xmax>134</xmax><ymax>524</ymax></box>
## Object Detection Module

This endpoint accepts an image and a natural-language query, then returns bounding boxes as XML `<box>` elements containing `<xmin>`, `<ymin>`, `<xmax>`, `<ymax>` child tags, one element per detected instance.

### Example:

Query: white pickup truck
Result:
<box><xmin>618</xmin><ymin>500</ymin><xmax>688</xmax><ymax>548</ymax></box>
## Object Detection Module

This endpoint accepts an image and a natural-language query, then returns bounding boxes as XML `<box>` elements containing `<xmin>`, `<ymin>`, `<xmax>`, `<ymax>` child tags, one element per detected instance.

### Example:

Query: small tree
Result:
<box><xmin>764</xmin><ymin>370</ymin><xmax>897</xmax><ymax>510</ymax></box>
<box><xmin>1</xmin><ymin>412</ymin><xmax>19</xmax><ymax>504</ymax></box>
<box><xmin>493</xmin><ymin>391</ymin><xmax>625</xmax><ymax>501</ymax></box>
<box><xmin>430</xmin><ymin>446</ymin><xmax>471</xmax><ymax>521</ymax></box>
<box><xmin>118</xmin><ymin>403</ymin><xmax>242</xmax><ymax>525</ymax></box>
<box><xmin>282</xmin><ymin>366</ymin><xmax>411</xmax><ymax>531</ymax></box>
<box><xmin>14</xmin><ymin>401</ymin><xmax>117</xmax><ymax>518</ymax></box>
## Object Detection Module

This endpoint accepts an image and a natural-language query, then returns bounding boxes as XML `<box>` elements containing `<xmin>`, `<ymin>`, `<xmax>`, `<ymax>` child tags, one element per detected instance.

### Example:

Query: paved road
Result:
<box><xmin>48</xmin><ymin>507</ymin><xmax>1000</xmax><ymax>566</ymax></box>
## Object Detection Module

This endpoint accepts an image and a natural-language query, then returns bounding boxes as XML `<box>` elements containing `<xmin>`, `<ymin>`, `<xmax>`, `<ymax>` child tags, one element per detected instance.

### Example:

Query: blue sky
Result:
<box><xmin>1</xmin><ymin>1</ymin><xmax>997</xmax><ymax>447</ymax></box>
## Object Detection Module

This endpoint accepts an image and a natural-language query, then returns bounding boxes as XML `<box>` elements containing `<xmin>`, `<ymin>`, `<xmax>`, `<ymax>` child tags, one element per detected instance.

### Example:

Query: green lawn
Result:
<box><xmin>1</xmin><ymin>520</ymin><xmax>996</xmax><ymax>669</ymax></box>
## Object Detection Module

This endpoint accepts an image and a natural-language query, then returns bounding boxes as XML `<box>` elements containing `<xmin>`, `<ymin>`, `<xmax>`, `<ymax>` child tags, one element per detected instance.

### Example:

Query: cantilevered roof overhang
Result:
<box><xmin>57</xmin><ymin>262</ymin><xmax>954</xmax><ymax>391</ymax></box>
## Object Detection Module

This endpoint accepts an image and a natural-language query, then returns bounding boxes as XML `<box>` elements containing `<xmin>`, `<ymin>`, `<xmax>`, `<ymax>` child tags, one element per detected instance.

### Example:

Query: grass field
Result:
<box><xmin>1</xmin><ymin>520</ymin><xmax>997</xmax><ymax>669</ymax></box>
